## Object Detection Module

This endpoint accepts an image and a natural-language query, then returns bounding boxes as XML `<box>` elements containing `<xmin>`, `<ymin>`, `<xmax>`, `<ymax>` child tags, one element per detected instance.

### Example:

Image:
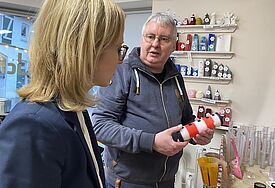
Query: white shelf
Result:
<box><xmin>171</xmin><ymin>51</ymin><xmax>234</xmax><ymax>59</ymax></box>
<box><xmin>183</xmin><ymin>76</ymin><xmax>232</xmax><ymax>85</ymax></box>
<box><xmin>189</xmin><ymin>98</ymin><xmax>231</xmax><ymax>107</ymax></box>
<box><xmin>176</xmin><ymin>24</ymin><xmax>238</xmax><ymax>33</ymax></box>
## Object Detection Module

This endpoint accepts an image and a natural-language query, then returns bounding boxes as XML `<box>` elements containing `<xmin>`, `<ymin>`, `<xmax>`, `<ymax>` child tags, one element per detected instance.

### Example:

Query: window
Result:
<box><xmin>0</xmin><ymin>12</ymin><xmax>33</xmax><ymax>112</ymax></box>
<box><xmin>1</xmin><ymin>15</ymin><xmax>14</xmax><ymax>44</ymax></box>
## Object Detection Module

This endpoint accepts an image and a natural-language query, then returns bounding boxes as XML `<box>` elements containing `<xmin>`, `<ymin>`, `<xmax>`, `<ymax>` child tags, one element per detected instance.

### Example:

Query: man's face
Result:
<box><xmin>140</xmin><ymin>20</ymin><xmax>176</xmax><ymax>73</ymax></box>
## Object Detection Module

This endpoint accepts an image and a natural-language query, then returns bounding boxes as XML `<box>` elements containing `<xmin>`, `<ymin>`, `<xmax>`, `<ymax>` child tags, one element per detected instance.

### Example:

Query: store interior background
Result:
<box><xmin>0</xmin><ymin>0</ymin><xmax>274</xmax><ymax>187</ymax></box>
<box><xmin>2</xmin><ymin>0</ymin><xmax>273</xmax><ymax>127</ymax></box>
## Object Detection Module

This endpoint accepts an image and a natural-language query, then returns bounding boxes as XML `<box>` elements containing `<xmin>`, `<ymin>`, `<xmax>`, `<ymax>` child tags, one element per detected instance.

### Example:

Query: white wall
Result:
<box><xmin>153</xmin><ymin>0</ymin><xmax>275</xmax><ymax>128</ymax></box>
<box><xmin>124</xmin><ymin>12</ymin><xmax>151</xmax><ymax>52</ymax></box>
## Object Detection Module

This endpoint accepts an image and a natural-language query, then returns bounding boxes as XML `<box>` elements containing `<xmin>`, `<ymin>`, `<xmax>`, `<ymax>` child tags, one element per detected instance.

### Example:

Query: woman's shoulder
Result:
<box><xmin>3</xmin><ymin>101</ymin><xmax>69</xmax><ymax>131</ymax></box>
<box><xmin>9</xmin><ymin>100</ymin><xmax>59</xmax><ymax>119</ymax></box>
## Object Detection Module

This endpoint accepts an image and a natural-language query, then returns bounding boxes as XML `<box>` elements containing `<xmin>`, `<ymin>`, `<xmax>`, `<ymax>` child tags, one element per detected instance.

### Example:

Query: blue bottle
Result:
<box><xmin>191</xmin><ymin>34</ymin><xmax>199</xmax><ymax>51</ymax></box>
<box><xmin>199</xmin><ymin>36</ymin><xmax>207</xmax><ymax>51</ymax></box>
<box><xmin>208</xmin><ymin>34</ymin><xmax>216</xmax><ymax>51</ymax></box>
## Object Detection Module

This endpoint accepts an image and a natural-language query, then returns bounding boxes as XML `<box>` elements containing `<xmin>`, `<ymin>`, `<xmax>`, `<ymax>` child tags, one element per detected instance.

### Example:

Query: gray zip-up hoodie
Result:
<box><xmin>92</xmin><ymin>47</ymin><xmax>194</xmax><ymax>187</ymax></box>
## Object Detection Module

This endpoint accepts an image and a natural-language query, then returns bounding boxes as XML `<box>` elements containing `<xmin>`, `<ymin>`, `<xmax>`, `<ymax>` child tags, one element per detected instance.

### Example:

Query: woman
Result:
<box><xmin>0</xmin><ymin>0</ymin><xmax>127</xmax><ymax>188</ymax></box>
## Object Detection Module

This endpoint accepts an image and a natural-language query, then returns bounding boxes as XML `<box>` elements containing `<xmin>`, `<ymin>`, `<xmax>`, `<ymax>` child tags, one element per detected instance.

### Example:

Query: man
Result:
<box><xmin>92</xmin><ymin>12</ymin><xmax>214</xmax><ymax>188</ymax></box>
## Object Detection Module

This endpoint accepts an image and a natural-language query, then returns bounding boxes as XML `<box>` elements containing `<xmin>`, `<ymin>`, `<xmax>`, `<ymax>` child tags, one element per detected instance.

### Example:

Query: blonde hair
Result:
<box><xmin>18</xmin><ymin>0</ymin><xmax>125</xmax><ymax>111</ymax></box>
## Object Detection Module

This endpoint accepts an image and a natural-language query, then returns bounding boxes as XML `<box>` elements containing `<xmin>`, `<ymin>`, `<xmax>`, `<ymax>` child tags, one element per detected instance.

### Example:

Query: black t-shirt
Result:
<box><xmin>153</xmin><ymin>69</ymin><xmax>165</xmax><ymax>83</ymax></box>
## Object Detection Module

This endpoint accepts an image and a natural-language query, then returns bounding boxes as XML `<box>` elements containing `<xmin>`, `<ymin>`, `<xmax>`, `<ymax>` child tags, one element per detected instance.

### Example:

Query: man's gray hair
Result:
<box><xmin>142</xmin><ymin>12</ymin><xmax>177</xmax><ymax>40</ymax></box>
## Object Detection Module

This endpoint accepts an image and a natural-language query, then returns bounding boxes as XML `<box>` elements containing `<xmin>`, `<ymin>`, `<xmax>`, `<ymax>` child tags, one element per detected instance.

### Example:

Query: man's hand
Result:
<box><xmin>153</xmin><ymin>125</ymin><xmax>189</xmax><ymax>156</ymax></box>
<box><xmin>193</xmin><ymin>128</ymin><xmax>214</xmax><ymax>145</ymax></box>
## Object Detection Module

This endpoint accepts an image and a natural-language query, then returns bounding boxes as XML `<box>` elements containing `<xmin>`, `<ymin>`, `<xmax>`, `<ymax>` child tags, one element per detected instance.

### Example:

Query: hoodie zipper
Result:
<box><xmin>158</xmin><ymin>83</ymin><xmax>170</xmax><ymax>182</ymax></box>
<box><xmin>136</xmin><ymin>68</ymin><xmax>179</xmax><ymax>182</ymax></box>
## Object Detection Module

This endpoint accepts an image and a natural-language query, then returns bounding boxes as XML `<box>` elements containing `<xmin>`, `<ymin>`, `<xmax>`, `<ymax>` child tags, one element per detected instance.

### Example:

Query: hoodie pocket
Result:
<box><xmin>112</xmin><ymin>151</ymin><xmax>166</xmax><ymax>182</ymax></box>
<box><xmin>105</xmin><ymin>148</ymin><xmax>121</xmax><ymax>169</ymax></box>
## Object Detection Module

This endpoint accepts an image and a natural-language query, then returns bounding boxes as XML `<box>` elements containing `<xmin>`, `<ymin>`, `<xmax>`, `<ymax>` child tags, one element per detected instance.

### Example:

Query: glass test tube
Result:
<box><xmin>249</xmin><ymin>129</ymin><xmax>255</xmax><ymax>167</ymax></box>
<box><xmin>260</xmin><ymin>136</ymin><xmax>268</xmax><ymax>169</ymax></box>
<box><xmin>269</xmin><ymin>139</ymin><xmax>275</xmax><ymax>166</ymax></box>
<box><xmin>256</xmin><ymin>131</ymin><xmax>262</xmax><ymax>165</ymax></box>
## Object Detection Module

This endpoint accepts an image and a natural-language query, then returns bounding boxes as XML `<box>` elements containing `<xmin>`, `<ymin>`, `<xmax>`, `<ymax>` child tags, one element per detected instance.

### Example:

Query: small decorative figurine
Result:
<box><xmin>208</xmin><ymin>34</ymin><xmax>216</xmax><ymax>51</ymax></box>
<box><xmin>223</xmin><ymin>66</ymin><xmax>233</xmax><ymax>79</ymax></box>
<box><xmin>185</xmin><ymin>34</ymin><xmax>192</xmax><ymax>51</ymax></box>
<box><xmin>211</xmin><ymin>61</ymin><xmax>218</xmax><ymax>77</ymax></box>
<box><xmin>187</xmin><ymin>89</ymin><xmax>197</xmax><ymax>99</ymax></box>
<box><xmin>190</xmin><ymin>14</ymin><xmax>196</xmax><ymax>25</ymax></box>
<box><xmin>224</xmin><ymin>12</ymin><xmax>233</xmax><ymax>25</ymax></box>
<box><xmin>198</xmin><ymin>60</ymin><xmax>204</xmax><ymax>77</ymax></box>
<box><xmin>181</xmin><ymin>65</ymin><xmax>188</xmax><ymax>76</ymax></box>
<box><xmin>182</xmin><ymin>17</ymin><xmax>189</xmax><ymax>25</ymax></box>
<box><xmin>210</xmin><ymin>12</ymin><xmax>216</xmax><ymax>25</ymax></box>
<box><xmin>214</xmin><ymin>89</ymin><xmax>221</xmax><ymax>100</ymax></box>
<box><xmin>203</xmin><ymin>13</ymin><xmax>211</xmax><ymax>25</ymax></box>
<box><xmin>191</xmin><ymin>34</ymin><xmax>199</xmax><ymax>51</ymax></box>
<box><xmin>199</xmin><ymin>36</ymin><xmax>207</xmax><ymax>51</ymax></box>
<box><xmin>223</xmin><ymin>107</ymin><xmax>232</xmax><ymax>126</ymax></box>
<box><xmin>223</xmin><ymin>65</ymin><xmax>229</xmax><ymax>78</ymax></box>
<box><xmin>216</xmin><ymin>18</ymin><xmax>224</xmax><ymax>26</ymax></box>
<box><xmin>192</xmin><ymin>67</ymin><xmax>198</xmax><ymax>77</ymax></box>
<box><xmin>178</xmin><ymin>42</ymin><xmax>185</xmax><ymax>51</ymax></box>
<box><xmin>204</xmin><ymin>59</ymin><xmax>212</xmax><ymax>77</ymax></box>
<box><xmin>216</xmin><ymin>12</ymin><xmax>238</xmax><ymax>26</ymax></box>
<box><xmin>195</xmin><ymin>17</ymin><xmax>203</xmax><ymax>25</ymax></box>
<box><xmin>186</xmin><ymin>66</ymin><xmax>193</xmax><ymax>76</ymax></box>
<box><xmin>217</xmin><ymin>64</ymin><xmax>224</xmax><ymax>78</ymax></box>
<box><xmin>196</xmin><ymin>90</ymin><xmax>204</xmax><ymax>99</ymax></box>
<box><xmin>223</xmin><ymin>12</ymin><xmax>232</xmax><ymax>25</ymax></box>
<box><xmin>231</xmin><ymin>15</ymin><xmax>238</xmax><ymax>25</ymax></box>
<box><xmin>205</xmin><ymin>85</ymin><xmax>212</xmax><ymax>99</ymax></box>
<box><xmin>197</xmin><ymin>105</ymin><xmax>205</xmax><ymax>118</ymax></box>
<box><xmin>223</xmin><ymin>66</ymin><xmax>228</xmax><ymax>72</ymax></box>
<box><xmin>227</xmin><ymin>69</ymin><xmax>233</xmax><ymax>79</ymax></box>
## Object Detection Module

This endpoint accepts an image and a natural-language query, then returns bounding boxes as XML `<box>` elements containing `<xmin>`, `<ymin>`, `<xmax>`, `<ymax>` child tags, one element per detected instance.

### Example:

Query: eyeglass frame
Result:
<box><xmin>118</xmin><ymin>44</ymin><xmax>129</xmax><ymax>61</ymax></box>
<box><xmin>143</xmin><ymin>34</ymin><xmax>174</xmax><ymax>45</ymax></box>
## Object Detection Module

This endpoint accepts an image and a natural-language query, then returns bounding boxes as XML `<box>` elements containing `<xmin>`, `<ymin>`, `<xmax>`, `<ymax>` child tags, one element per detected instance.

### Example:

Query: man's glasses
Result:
<box><xmin>143</xmin><ymin>34</ymin><xmax>172</xmax><ymax>45</ymax></box>
<box><xmin>118</xmin><ymin>44</ymin><xmax>129</xmax><ymax>61</ymax></box>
